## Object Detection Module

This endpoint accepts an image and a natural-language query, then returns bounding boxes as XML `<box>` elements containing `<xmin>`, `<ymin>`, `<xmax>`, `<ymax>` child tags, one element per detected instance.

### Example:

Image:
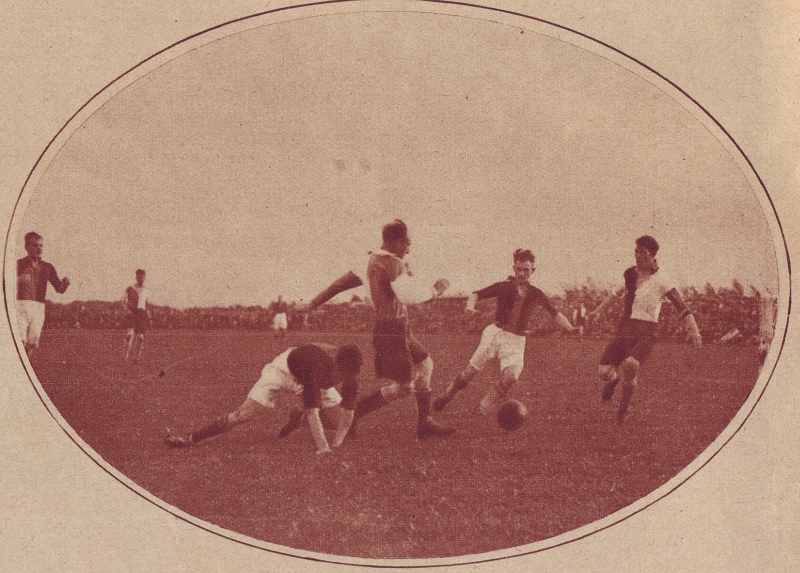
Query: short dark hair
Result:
<box><xmin>382</xmin><ymin>219</ymin><xmax>408</xmax><ymax>244</ymax></box>
<box><xmin>635</xmin><ymin>235</ymin><xmax>660</xmax><ymax>255</ymax></box>
<box><xmin>335</xmin><ymin>344</ymin><xmax>363</xmax><ymax>375</ymax></box>
<box><xmin>513</xmin><ymin>248</ymin><xmax>535</xmax><ymax>264</ymax></box>
<box><xmin>136</xmin><ymin>269</ymin><xmax>146</xmax><ymax>276</ymax></box>
<box><xmin>24</xmin><ymin>232</ymin><xmax>42</xmax><ymax>246</ymax></box>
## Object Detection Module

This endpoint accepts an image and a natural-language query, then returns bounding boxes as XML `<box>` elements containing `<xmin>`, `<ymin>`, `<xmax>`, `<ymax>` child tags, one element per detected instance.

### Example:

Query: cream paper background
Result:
<box><xmin>1</xmin><ymin>1</ymin><xmax>797</xmax><ymax>571</ymax></box>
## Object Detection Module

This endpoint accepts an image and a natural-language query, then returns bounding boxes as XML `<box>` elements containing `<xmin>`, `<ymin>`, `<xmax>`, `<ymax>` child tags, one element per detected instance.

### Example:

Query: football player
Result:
<box><xmin>432</xmin><ymin>248</ymin><xmax>575</xmax><ymax>415</ymax></box>
<box><xmin>16</xmin><ymin>232</ymin><xmax>70</xmax><ymax>356</ymax></box>
<box><xmin>587</xmin><ymin>235</ymin><xmax>702</xmax><ymax>425</ymax></box>
<box><xmin>302</xmin><ymin>219</ymin><xmax>454</xmax><ymax>440</ymax></box>
<box><xmin>123</xmin><ymin>269</ymin><xmax>149</xmax><ymax>363</ymax></box>
<box><xmin>165</xmin><ymin>343</ymin><xmax>363</xmax><ymax>454</ymax></box>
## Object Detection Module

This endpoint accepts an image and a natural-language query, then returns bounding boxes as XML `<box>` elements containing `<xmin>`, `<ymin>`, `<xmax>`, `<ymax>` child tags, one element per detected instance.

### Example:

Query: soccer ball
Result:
<box><xmin>496</xmin><ymin>400</ymin><xmax>528</xmax><ymax>431</ymax></box>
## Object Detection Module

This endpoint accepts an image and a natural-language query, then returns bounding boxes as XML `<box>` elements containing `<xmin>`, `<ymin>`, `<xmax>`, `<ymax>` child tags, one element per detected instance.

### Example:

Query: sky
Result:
<box><xmin>13</xmin><ymin>11</ymin><xmax>780</xmax><ymax>309</ymax></box>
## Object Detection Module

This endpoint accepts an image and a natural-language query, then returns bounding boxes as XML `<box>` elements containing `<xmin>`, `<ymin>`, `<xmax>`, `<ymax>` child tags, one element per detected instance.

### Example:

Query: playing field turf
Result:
<box><xmin>27</xmin><ymin>329</ymin><xmax>761</xmax><ymax>561</ymax></box>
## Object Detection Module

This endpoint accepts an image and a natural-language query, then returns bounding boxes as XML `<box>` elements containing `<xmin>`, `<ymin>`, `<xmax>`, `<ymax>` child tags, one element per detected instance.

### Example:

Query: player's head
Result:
<box><xmin>635</xmin><ymin>235</ymin><xmax>659</xmax><ymax>270</ymax></box>
<box><xmin>335</xmin><ymin>344</ymin><xmax>364</xmax><ymax>376</ymax></box>
<box><xmin>382</xmin><ymin>219</ymin><xmax>411</xmax><ymax>259</ymax></box>
<box><xmin>24</xmin><ymin>232</ymin><xmax>43</xmax><ymax>259</ymax></box>
<box><xmin>136</xmin><ymin>269</ymin><xmax>146</xmax><ymax>285</ymax></box>
<box><xmin>512</xmin><ymin>249</ymin><xmax>535</xmax><ymax>282</ymax></box>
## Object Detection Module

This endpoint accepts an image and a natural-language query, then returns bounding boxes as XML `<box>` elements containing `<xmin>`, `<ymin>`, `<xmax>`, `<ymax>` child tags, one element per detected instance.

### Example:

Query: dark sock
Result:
<box><xmin>354</xmin><ymin>390</ymin><xmax>389</xmax><ymax>421</ymax></box>
<box><xmin>415</xmin><ymin>390</ymin><xmax>432</xmax><ymax>421</ymax></box>
<box><xmin>189</xmin><ymin>415</ymin><xmax>231</xmax><ymax>443</ymax></box>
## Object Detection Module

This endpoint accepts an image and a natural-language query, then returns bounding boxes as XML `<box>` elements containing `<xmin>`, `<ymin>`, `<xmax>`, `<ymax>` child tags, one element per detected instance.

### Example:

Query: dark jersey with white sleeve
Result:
<box><xmin>474</xmin><ymin>278</ymin><xmax>558</xmax><ymax>336</ymax></box>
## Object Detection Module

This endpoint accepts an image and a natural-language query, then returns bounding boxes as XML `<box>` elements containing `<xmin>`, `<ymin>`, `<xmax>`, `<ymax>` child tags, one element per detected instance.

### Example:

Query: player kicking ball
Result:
<box><xmin>433</xmin><ymin>249</ymin><xmax>575</xmax><ymax>415</ymax></box>
<box><xmin>587</xmin><ymin>235</ymin><xmax>702</xmax><ymax>426</ymax></box>
<box><xmin>303</xmin><ymin>219</ymin><xmax>454</xmax><ymax>440</ymax></box>
<box><xmin>164</xmin><ymin>344</ymin><xmax>363</xmax><ymax>454</ymax></box>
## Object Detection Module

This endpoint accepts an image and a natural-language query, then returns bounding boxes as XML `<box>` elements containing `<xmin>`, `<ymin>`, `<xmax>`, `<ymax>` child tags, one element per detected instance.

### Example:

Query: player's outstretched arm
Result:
<box><xmin>49</xmin><ymin>266</ymin><xmax>69</xmax><ymax>293</ymax></box>
<box><xmin>306</xmin><ymin>408</ymin><xmax>332</xmax><ymax>454</ymax></box>
<box><xmin>331</xmin><ymin>408</ymin><xmax>355</xmax><ymax>448</ymax></box>
<box><xmin>307</xmin><ymin>271</ymin><xmax>364</xmax><ymax>310</ymax></box>
<box><xmin>554</xmin><ymin>312</ymin><xmax>576</xmax><ymax>333</ymax></box>
<box><xmin>666</xmin><ymin>288</ymin><xmax>702</xmax><ymax>348</ymax></box>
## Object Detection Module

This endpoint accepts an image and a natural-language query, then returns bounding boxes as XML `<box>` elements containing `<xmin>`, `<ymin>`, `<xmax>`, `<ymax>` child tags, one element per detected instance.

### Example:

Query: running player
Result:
<box><xmin>304</xmin><ymin>219</ymin><xmax>454</xmax><ymax>440</ymax></box>
<box><xmin>164</xmin><ymin>343</ymin><xmax>363</xmax><ymax>454</ymax></box>
<box><xmin>587</xmin><ymin>235</ymin><xmax>702</xmax><ymax>425</ymax></box>
<box><xmin>16</xmin><ymin>232</ymin><xmax>70</xmax><ymax>356</ymax></box>
<box><xmin>432</xmin><ymin>248</ymin><xmax>575</xmax><ymax>414</ymax></box>
<box><xmin>123</xmin><ymin>269</ymin><xmax>149</xmax><ymax>363</ymax></box>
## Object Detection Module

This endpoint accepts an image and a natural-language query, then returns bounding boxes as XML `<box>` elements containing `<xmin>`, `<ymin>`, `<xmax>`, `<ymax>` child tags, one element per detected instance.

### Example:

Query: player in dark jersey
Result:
<box><xmin>303</xmin><ymin>219</ymin><xmax>454</xmax><ymax>440</ymax></box>
<box><xmin>587</xmin><ymin>235</ymin><xmax>702</xmax><ymax>425</ymax></box>
<box><xmin>432</xmin><ymin>249</ymin><xmax>575</xmax><ymax>414</ymax></box>
<box><xmin>16</xmin><ymin>232</ymin><xmax>70</xmax><ymax>356</ymax></box>
<box><xmin>270</xmin><ymin>295</ymin><xmax>289</xmax><ymax>340</ymax></box>
<box><xmin>164</xmin><ymin>344</ymin><xmax>363</xmax><ymax>454</ymax></box>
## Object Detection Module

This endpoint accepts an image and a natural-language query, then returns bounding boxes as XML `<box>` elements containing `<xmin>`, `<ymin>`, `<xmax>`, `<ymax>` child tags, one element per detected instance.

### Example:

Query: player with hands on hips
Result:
<box><xmin>588</xmin><ymin>235</ymin><xmax>702</xmax><ymax>426</ymax></box>
<box><xmin>432</xmin><ymin>248</ymin><xmax>575</xmax><ymax>415</ymax></box>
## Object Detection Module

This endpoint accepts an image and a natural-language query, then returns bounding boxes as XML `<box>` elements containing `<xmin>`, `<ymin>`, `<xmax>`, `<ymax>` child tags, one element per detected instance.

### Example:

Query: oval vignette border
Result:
<box><xmin>2</xmin><ymin>0</ymin><xmax>792</xmax><ymax>568</ymax></box>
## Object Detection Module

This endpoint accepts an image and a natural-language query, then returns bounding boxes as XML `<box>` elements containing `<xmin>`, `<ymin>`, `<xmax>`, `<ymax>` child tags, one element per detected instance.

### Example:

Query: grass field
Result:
<box><xmin>28</xmin><ymin>329</ymin><xmax>761</xmax><ymax>561</ymax></box>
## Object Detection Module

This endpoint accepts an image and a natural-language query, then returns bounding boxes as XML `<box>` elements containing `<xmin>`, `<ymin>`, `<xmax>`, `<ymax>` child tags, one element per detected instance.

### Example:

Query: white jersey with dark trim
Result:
<box><xmin>629</xmin><ymin>272</ymin><xmax>674</xmax><ymax>323</ymax></box>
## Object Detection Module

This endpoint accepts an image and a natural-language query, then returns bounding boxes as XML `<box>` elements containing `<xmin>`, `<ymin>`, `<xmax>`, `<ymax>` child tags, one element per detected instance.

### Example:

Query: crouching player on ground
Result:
<box><xmin>587</xmin><ymin>235</ymin><xmax>702</xmax><ymax>426</ymax></box>
<box><xmin>433</xmin><ymin>248</ymin><xmax>575</xmax><ymax>415</ymax></box>
<box><xmin>164</xmin><ymin>344</ymin><xmax>363</xmax><ymax>454</ymax></box>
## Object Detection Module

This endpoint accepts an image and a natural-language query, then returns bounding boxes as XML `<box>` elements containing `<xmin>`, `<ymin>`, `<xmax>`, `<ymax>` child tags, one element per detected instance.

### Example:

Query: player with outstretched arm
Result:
<box><xmin>302</xmin><ymin>219</ymin><xmax>454</xmax><ymax>440</ymax></box>
<box><xmin>432</xmin><ymin>248</ymin><xmax>575</xmax><ymax>415</ymax></box>
<box><xmin>164</xmin><ymin>344</ymin><xmax>363</xmax><ymax>454</ymax></box>
<box><xmin>587</xmin><ymin>235</ymin><xmax>702</xmax><ymax>425</ymax></box>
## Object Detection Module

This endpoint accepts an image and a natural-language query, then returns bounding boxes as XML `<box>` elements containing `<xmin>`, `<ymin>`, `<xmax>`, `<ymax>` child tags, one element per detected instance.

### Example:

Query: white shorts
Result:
<box><xmin>16</xmin><ymin>300</ymin><xmax>46</xmax><ymax>349</ymax></box>
<box><xmin>272</xmin><ymin>312</ymin><xmax>288</xmax><ymax>330</ymax></box>
<box><xmin>469</xmin><ymin>323</ymin><xmax>526</xmax><ymax>380</ymax></box>
<box><xmin>247</xmin><ymin>348</ymin><xmax>342</xmax><ymax>409</ymax></box>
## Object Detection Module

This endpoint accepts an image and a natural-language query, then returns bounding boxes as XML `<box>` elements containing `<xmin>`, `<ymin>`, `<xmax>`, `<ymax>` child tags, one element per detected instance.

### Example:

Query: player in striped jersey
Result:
<box><xmin>432</xmin><ymin>248</ymin><xmax>576</xmax><ymax>415</ymax></box>
<box><xmin>587</xmin><ymin>235</ymin><xmax>702</xmax><ymax>425</ymax></box>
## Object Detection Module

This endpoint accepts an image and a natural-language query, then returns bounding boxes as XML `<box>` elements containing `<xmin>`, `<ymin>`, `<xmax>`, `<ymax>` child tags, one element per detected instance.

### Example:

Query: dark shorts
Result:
<box><xmin>124</xmin><ymin>309</ymin><xmax>149</xmax><ymax>334</ymax></box>
<box><xmin>599</xmin><ymin>319</ymin><xmax>657</xmax><ymax>366</ymax></box>
<box><xmin>372</xmin><ymin>320</ymin><xmax>429</xmax><ymax>384</ymax></box>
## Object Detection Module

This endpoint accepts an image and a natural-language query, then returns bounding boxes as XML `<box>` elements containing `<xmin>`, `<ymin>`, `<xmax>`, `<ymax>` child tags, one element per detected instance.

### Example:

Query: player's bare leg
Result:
<box><xmin>616</xmin><ymin>357</ymin><xmax>639</xmax><ymax>425</ymax></box>
<box><xmin>124</xmin><ymin>329</ymin><xmax>135</xmax><ymax>361</ymax></box>
<box><xmin>165</xmin><ymin>398</ymin><xmax>263</xmax><ymax>446</ymax></box>
<box><xmin>412</xmin><ymin>357</ymin><xmax>455</xmax><ymax>439</ymax></box>
<box><xmin>478</xmin><ymin>367</ymin><xmax>516</xmax><ymax>415</ymax></box>
<box><xmin>432</xmin><ymin>364</ymin><xmax>477</xmax><ymax>411</ymax></box>
<box><xmin>599</xmin><ymin>364</ymin><xmax>620</xmax><ymax>401</ymax></box>
<box><xmin>134</xmin><ymin>334</ymin><xmax>145</xmax><ymax>364</ymax></box>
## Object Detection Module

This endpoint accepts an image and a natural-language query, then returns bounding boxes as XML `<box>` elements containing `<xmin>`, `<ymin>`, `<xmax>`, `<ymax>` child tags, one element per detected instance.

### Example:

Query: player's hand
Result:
<box><xmin>62</xmin><ymin>277</ymin><xmax>71</xmax><ymax>288</ymax></box>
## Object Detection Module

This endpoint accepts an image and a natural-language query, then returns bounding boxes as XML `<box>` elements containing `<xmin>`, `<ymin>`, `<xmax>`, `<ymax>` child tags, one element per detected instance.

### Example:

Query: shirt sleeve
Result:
<box><xmin>473</xmin><ymin>281</ymin><xmax>507</xmax><ymax>301</ymax></box>
<box><xmin>532</xmin><ymin>287</ymin><xmax>558</xmax><ymax>316</ymax></box>
<box><xmin>47</xmin><ymin>264</ymin><xmax>68</xmax><ymax>294</ymax></box>
<box><xmin>339</xmin><ymin>375</ymin><xmax>359</xmax><ymax>411</ymax></box>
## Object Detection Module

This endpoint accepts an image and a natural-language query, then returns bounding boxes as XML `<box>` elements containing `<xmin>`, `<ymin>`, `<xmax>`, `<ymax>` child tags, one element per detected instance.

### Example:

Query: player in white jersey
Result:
<box><xmin>588</xmin><ymin>236</ymin><xmax>702</xmax><ymax>425</ymax></box>
<box><xmin>123</xmin><ymin>269</ymin><xmax>149</xmax><ymax>363</ymax></box>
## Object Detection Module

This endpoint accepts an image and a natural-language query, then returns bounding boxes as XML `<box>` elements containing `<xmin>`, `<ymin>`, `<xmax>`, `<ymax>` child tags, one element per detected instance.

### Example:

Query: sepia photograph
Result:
<box><xmin>1</xmin><ymin>0</ymin><xmax>797</xmax><ymax>571</ymax></box>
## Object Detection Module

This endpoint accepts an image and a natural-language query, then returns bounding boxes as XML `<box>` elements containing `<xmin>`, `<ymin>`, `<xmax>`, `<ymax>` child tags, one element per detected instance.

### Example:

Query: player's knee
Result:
<box><xmin>229</xmin><ymin>399</ymin><xmax>260</xmax><ymax>424</ymax></box>
<box><xmin>598</xmin><ymin>364</ymin><xmax>616</xmax><ymax>381</ymax></box>
<box><xmin>619</xmin><ymin>357</ymin><xmax>639</xmax><ymax>381</ymax></box>
<box><xmin>501</xmin><ymin>365</ymin><xmax>521</xmax><ymax>382</ymax></box>
<box><xmin>411</xmin><ymin>357</ymin><xmax>434</xmax><ymax>392</ymax></box>
<box><xmin>381</xmin><ymin>382</ymin><xmax>411</xmax><ymax>400</ymax></box>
